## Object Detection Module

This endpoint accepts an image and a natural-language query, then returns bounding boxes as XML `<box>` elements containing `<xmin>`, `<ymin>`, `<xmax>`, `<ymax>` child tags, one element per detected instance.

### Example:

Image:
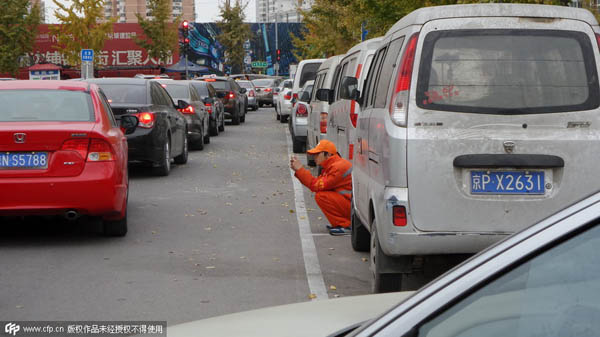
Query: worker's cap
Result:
<box><xmin>307</xmin><ymin>139</ymin><xmax>337</xmax><ymax>155</ymax></box>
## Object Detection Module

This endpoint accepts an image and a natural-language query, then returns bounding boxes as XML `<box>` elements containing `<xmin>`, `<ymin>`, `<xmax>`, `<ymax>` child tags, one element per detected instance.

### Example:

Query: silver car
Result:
<box><xmin>340</xmin><ymin>4</ymin><xmax>600</xmax><ymax>292</ymax></box>
<box><xmin>237</xmin><ymin>80</ymin><xmax>258</xmax><ymax>111</ymax></box>
<box><xmin>276</xmin><ymin>79</ymin><xmax>293</xmax><ymax>121</ymax></box>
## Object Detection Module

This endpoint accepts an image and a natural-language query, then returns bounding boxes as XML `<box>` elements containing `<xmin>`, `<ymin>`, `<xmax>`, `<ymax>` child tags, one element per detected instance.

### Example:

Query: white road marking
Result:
<box><xmin>286</xmin><ymin>128</ymin><xmax>329</xmax><ymax>301</ymax></box>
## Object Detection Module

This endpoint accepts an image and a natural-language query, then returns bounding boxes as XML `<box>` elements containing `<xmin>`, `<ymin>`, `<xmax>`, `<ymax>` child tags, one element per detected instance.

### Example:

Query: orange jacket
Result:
<box><xmin>295</xmin><ymin>154</ymin><xmax>352</xmax><ymax>200</ymax></box>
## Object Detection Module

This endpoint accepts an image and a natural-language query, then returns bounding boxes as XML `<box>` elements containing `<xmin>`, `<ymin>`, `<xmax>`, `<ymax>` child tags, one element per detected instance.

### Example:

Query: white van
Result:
<box><xmin>307</xmin><ymin>55</ymin><xmax>343</xmax><ymax>160</ymax></box>
<box><xmin>327</xmin><ymin>37</ymin><xmax>382</xmax><ymax>160</ymax></box>
<box><xmin>339</xmin><ymin>4</ymin><xmax>600</xmax><ymax>292</ymax></box>
<box><xmin>287</xmin><ymin>59</ymin><xmax>325</xmax><ymax>123</ymax></box>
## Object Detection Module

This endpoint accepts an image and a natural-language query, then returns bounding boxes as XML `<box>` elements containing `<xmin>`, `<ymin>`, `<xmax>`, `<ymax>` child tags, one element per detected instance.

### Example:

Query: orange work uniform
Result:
<box><xmin>294</xmin><ymin>154</ymin><xmax>352</xmax><ymax>228</ymax></box>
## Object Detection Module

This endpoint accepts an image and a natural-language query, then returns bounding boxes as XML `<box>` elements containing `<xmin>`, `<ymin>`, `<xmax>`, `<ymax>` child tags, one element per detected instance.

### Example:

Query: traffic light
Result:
<box><xmin>276</xmin><ymin>49</ymin><xmax>281</xmax><ymax>62</ymax></box>
<box><xmin>180</xmin><ymin>20</ymin><xmax>190</xmax><ymax>56</ymax></box>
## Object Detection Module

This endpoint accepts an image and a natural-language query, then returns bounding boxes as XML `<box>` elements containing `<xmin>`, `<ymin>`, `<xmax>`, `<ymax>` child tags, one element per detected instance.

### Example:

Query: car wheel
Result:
<box><xmin>174</xmin><ymin>133</ymin><xmax>188</xmax><ymax>164</ymax></box>
<box><xmin>209</xmin><ymin>119</ymin><xmax>219</xmax><ymax>136</ymax></box>
<box><xmin>153</xmin><ymin>137</ymin><xmax>171</xmax><ymax>176</ymax></box>
<box><xmin>259</xmin><ymin>102</ymin><xmax>263</xmax><ymax>108</ymax></box>
<box><xmin>103</xmin><ymin>188</ymin><xmax>128</xmax><ymax>237</ymax></box>
<box><xmin>218</xmin><ymin>114</ymin><xmax>225</xmax><ymax>132</ymax></box>
<box><xmin>280</xmin><ymin>115</ymin><xmax>287</xmax><ymax>123</ymax></box>
<box><xmin>231</xmin><ymin>107</ymin><xmax>241</xmax><ymax>125</ymax></box>
<box><xmin>276</xmin><ymin>112</ymin><xmax>280</xmax><ymax>120</ymax></box>
<box><xmin>292</xmin><ymin>136</ymin><xmax>304</xmax><ymax>154</ymax></box>
<box><xmin>370</xmin><ymin>220</ymin><xmax>402</xmax><ymax>293</ymax></box>
<box><xmin>351</xmin><ymin>207</ymin><xmax>370</xmax><ymax>252</ymax></box>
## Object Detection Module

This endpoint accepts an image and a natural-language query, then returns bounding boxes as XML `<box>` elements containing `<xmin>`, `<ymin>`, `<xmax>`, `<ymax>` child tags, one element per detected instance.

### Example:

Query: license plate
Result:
<box><xmin>0</xmin><ymin>152</ymin><xmax>48</xmax><ymax>169</ymax></box>
<box><xmin>471</xmin><ymin>170</ymin><xmax>545</xmax><ymax>195</ymax></box>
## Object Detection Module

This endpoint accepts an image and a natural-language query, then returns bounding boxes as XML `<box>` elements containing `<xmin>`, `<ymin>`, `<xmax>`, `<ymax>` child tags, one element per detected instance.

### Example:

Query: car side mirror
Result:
<box><xmin>240</xmin><ymin>88</ymin><xmax>247</xmax><ymax>94</ymax></box>
<box><xmin>176</xmin><ymin>99</ymin><xmax>190</xmax><ymax>109</ymax></box>
<box><xmin>203</xmin><ymin>97</ymin><xmax>214</xmax><ymax>104</ymax></box>
<box><xmin>120</xmin><ymin>115</ymin><xmax>139</xmax><ymax>135</ymax></box>
<box><xmin>340</xmin><ymin>76</ymin><xmax>360</xmax><ymax>103</ymax></box>
<box><xmin>316</xmin><ymin>88</ymin><xmax>330</xmax><ymax>102</ymax></box>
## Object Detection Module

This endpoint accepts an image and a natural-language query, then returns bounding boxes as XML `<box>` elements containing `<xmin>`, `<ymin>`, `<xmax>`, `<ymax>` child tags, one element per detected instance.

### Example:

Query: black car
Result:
<box><xmin>155</xmin><ymin>79</ymin><xmax>210</xmax><ymax>150</ymax></box>
<box><xmin>189</xmin><ymin>81</ymin><xmax>225</xmax><ymax>136</ymax></box>
<box><xmin>195</xmin><ymin>76</ymin><xmax>246</xmax><ymax>125</ymax></box>
<box><xmin>86</xmin><ymin>78</ymin><xmax>188</xmax><ymax>176</ymax></box>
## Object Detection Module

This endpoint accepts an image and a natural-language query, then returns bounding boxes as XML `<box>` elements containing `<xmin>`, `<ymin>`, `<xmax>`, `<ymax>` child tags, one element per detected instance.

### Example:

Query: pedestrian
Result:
<box><xmin>290</xmin><ymin>139</ymin><xmax>352</xmax><ymax>236</ymax></box>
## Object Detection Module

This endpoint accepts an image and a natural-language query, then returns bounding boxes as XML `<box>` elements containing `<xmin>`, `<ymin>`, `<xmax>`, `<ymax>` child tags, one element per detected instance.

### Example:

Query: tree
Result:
<box><xmin>50</xmin><ymin>0</ymin><xmax>115</xmax><ymax>67</ymax></box>
<box><xmin>217</xmin><ymin>0</ymin><xmax>251</xmax><ymax>74</ymax></box>
<box><xmin>0</xmin><ymin>0</ymin><xmax>41</xmax><ymax>75</ymax></box>
<box><xmin>135</xmin><ymin>0</ymin><xmax>180</xmax><ymax>66</ymax></box>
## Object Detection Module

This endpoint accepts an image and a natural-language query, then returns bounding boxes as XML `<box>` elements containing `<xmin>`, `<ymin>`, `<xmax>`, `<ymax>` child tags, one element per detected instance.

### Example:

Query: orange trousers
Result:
<box><xmin>315</xmin><ymin>191</ymin><xmax>351</xmax><ymax>228</ymax></box>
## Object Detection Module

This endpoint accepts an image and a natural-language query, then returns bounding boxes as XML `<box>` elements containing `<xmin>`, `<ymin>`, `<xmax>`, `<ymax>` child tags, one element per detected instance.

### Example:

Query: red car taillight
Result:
<box><xmin>61</xmin><ymin>139</ymin><xmax>114</xmax><ymax>162</ymax></box>
<box><xmin>264</xmin><ymin>88</ymin><xmax>272</xmax><ymax>92</ymax></box>
<box><xmin>296</xmin><ymin>104</ymin><xmax>307</xmax><ymax>117</ymax></box>
<box><xmin>320</xmin><ymin>112</ymin><xmax>327</xmax><ymax>133</ymax></box>
<box><xmin>132</xmin><ymin>112</ymin><xmax>155</xmax><ymax>128</ymax></box>
<box><xmin>389</xmin><ymin>33</ymin><xmax>418</xmax><ymax>127</ymax></box>
<box><xmin>205</xmin><ymin>103</ymin><xmax>213</xmax><ymax>114</ymax></box>
<box><xmin>393</xmin><ymin>205</ymin><xmax>407</xmax><ymax>227</ymax></box>
<box><xmin>284</xmin><ymin>93</ymin><xmax>291</xmax><ymax>100</ymax></box>
<box><xmin>248</xmin><ymin>90</ymin><xmax>255</xmax><ymax>97</ymax></box>
<box><xmin>228</xmin><ymin>91</ymin><xmax>235</xmax><ymax>99</ymax></box>
<box><xmin>61</xmin><ymin>139</ymin><xmax>89</xmax><ymax>159</ymax></box>
<box><xmin>88</xmin><ymin>139</ymin><xmax>115</xmax><ymax>162</ymax></box>
<box><xmin>178</xmin><ymin>105</ymin><xmax>195</xmax><ymax>115</ymax></box>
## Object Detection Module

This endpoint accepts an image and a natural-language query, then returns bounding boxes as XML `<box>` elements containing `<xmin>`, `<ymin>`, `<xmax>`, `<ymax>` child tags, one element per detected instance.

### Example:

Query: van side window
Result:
<box><xmin>364</xmin><ymin>46</ymin><xmax>387</xmax><ymax>108</ymax></box>
<box><xmin>334</xmin><ymin>62</ymin><xmax>348</xmax><ymax>101</ymax></box>
<box><xmin>374</xmin><ymin>37</ymin><xmax>405</xmax><ymax>108</ymax></box>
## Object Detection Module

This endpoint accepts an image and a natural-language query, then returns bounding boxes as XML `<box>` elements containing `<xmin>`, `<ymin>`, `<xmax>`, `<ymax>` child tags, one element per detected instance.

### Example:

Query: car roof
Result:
<box><xmin>85</xmin><ymin>77</ymin><xmax>149</xmax><ymax>85</ymax></box>
<box><xmin>344</xmin><ymin>37</ymin><xmax>383</xmax><ymax>56</ymax></box>
<box><xmin>387</xmin><ymin>4</ymin><xmax>598</xmax><ymax>35</ymax></box>
<box><xmin>0</xmin><ymin>80</ymin><xmax>89</xmax><ymax>91</ymax></box>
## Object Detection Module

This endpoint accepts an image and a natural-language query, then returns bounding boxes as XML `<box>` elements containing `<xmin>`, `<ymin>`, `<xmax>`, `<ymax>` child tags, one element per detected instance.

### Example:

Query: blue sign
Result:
<box><xmin>81</xmin><ymin>49</ymin><xmax>94</xmax><ymax>62</ymax></box>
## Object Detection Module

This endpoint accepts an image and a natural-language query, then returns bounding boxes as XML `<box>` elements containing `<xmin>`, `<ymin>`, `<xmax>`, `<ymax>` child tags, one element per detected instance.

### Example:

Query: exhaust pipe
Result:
<box><xmin>64</xmin><ymin>210</ymin><xmax>80</xmax><ymax>221</ymax></box>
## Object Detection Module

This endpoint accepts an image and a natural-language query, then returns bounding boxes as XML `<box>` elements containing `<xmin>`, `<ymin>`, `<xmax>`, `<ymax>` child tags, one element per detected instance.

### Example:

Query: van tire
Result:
<box><xmin>280</xmin><ymin>115</ymin><xmax>287</xmax><ymax>123</ymax></box>
<box><xmin>351</xmin><ymin>207</ymin><xmax>370</xmax><ymax>252</ymax></box>
<box><xmin>371</xmin><ymin>222</ymin><xmax>402</xmax><ymax>293</ymax></box>
<box><xmin>292</xmin><ymin>137</ymin><xmax>304</xmax><ymax>153</ymax></box>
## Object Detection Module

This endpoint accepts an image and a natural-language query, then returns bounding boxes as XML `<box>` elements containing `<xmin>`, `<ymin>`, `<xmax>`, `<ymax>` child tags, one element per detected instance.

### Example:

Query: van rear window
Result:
<box><xmin>299</xmin><ymin>63</ymin><xmax>321</xmax><ymax>88</ymax></box>
<box><xmin>416</xmin><ymin>30</ymin><xmax>599</xmax><ymax>114</ymax></box>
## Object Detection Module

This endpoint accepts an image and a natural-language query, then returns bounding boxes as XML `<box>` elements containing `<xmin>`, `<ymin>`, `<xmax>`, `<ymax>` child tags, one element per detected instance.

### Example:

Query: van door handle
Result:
<box><xmin>453</xmin><ymin>154</ymin><xmax>564</xmax><ymax>168</ymax></box>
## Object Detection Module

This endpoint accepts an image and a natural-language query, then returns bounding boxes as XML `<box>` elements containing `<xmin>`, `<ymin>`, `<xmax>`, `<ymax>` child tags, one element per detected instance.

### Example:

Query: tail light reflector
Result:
<box><xmin>393</xmin><ymin>205</ymin><xmax>407</xmax><ymax>227</ymax></box>
<box><xmin>205</xmin><ymin>103</ymin><xmax>213</xmax><ymax>114</ymax></box>
<box><xmin>320</xmin><ymin>112</ymin><xmax>328</xmax><ymax>133</ymax></box>
<box><xmin>88</xmin><ymin>139</ymin><xmax>115</xmax><ymax>161</ymax></box>
<box><xmin>61</xmin><ymin>139</ymin><xmax>89</xmax><ymax>159</ymax></box>
<box><xmin>228</xmin><ymin>91</ymin><xmax>235</xmax><ymax>99</ymax></box>
<box><xmin>132</xmin><ymin>112</ymin><xmax>155</xmax><ymax>128</ymax></box>
<box><xmin>350</xmin><ymin>64</ymin><xmax>363</xmax><ymax>128</ymax></box>
<box><xmin>178</xmin><ymin>105</ymin><xmax>195</xmax><ymax>115</ymax></box>
<box><xmin>348</xmin><ymin>144</ymin><xmax>354</xmax><ymax>160</ymax></box>
<box><xmin>389</xmin><ymin>33</ymin><xmax>419</xmax><ymax>127</ymax></box>
<box><xmin>296</xmin><ymin>104</ymin><xmax>307</xmax><ymax>117</ymax></box>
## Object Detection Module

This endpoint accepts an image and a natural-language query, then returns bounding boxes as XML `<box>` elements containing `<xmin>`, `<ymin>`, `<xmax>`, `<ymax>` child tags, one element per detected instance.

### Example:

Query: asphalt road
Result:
<box><xmin>0</xmin><ymin>107</ymin><xmax>372</xmax><ymax>325</ymax></box>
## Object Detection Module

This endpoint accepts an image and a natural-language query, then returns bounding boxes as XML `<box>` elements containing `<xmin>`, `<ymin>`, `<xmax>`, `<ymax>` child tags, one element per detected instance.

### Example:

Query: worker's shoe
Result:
<box><xmin>329</xmin><ymin>227</ymin><xmax>351</xmax><ymax>236</ymax></box>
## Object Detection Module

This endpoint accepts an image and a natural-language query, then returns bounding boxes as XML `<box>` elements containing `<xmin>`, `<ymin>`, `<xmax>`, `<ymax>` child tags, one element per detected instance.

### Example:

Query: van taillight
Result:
<box><xmin>296</xmin><ymin>104</ymin><xmax>307</xmax><ymax>117</ymax></box>
<box><xmin>350</xmin><ymin>64</ymin><xmax>363</xmax><ymax>128</ymax></box>
<box><xmin>393</xmin><ymin>205</ymin><xmax>407</xmax><ymax>227</ymax></box>
<box><xmin>389</xmin><ymin>33</ymin><xmax>419</xmax><ymax>127</ymax></box>
<box><xmin>320</xmin><ymin>112</ymin><xmax>328</xmax><ymax>133</ymax></box>
<box><xmin>61</xmin><ymin>139</ymin><xmax>89</xmax><ymax>159</ymax></box>
<box><xmin>132</xmin><ymin>112</ymin><xmax>155</xmax><ymax>128</ymax></box>
<box><xmin>228</xmin><ymin>91</ymin><xmax>235</xmax><ymax>99</ymax></box>
<box><xmin>88</xmin><ymin>139</ymin><xmax>115</xmax><ymax>161</ymax></box>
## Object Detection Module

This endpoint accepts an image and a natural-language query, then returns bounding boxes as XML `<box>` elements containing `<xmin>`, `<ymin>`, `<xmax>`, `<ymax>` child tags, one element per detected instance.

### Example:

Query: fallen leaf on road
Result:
<box><xmin>16</xmin><ymin>305</ymin><xmax>23</xmax><ymax>309</ymax></box>
<box><xmin>204</xmin><ymin>227</ymin><xmax>212</xmax><ymax>231</ymax></box>
<box><xmin>318</xmin><ymin>216</ymin><xmax>323</xmax><ymax>220</ymax></box>
<box><xmin>308</xmin><ymin>294</ymin><xmax>317</xmax><ymax>299</ymax></box>
<box><xmin>240</xmin><ymin>256</ymin><xmax>246</xmax><ymax>259</ymax></box>
<box><xmin>272</xmin><ymin>257</ymin><xmax>280</xmax><ymax>262</ymax></box>
<box><xmin>362</xmin><ymin>258</ymin><xmax>368</xmax><ymax>262</ymax></box>
<box><xmin>333</xmin><ymin>294</ymin><xmax>340</xmax><ymax>298</ymax></box>
<box><xmin>329</xmin><ymin>248</ymin><xmax>335</xmax><ymax>250</ymax></box>
<box><xmin>151</xmin><ymin>231</ymin><xmax>157</xmax><ymax>234</ymax></box>
<box><xmin>299</xmin><ymin>216</ymin><xmax>306</xmax><ymax>220</ymax></box>
<box><xmin>205</xmin><ymin>266</ymin><xmax>216</xmax><ymax>269</ymax></box>
<box><xmin>330</xmin><ymin>285</ymin><xmax>337</xmax><ymax>290</ymax></box>
<box><xmin>225</xmin><ymin>202</ymin><xmax>233</xmax><ymax>206</ymax></box>
<box><xmin>289</xmin><ymin>209</ymin><xmax>295</xmax><ymax>213</ymax></box>
<box><xmin>195</xmin><ymin>263</ymin><xmax>201</xmax><ymax>266</ymax></box>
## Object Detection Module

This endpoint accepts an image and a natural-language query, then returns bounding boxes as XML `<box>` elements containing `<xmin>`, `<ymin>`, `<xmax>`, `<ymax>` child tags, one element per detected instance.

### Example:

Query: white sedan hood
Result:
<box><xmin>167</xmin><ymin>292</ymin><xmax>413</xmax><ymax>337</ymax></box>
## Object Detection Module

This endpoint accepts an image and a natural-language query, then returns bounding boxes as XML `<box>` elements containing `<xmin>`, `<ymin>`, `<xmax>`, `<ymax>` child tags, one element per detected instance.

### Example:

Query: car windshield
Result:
<box><xmin>252</xmin><ymin>79</ymin><xmax>274</xmax><ymax>87</ymax></box>
<box><xmin>95</xmin><ymin>84</ymin><xmax>147</xmax><ymax>104</ymax></box>
<box><xmin>206</xmin><ymin>80</ymin><xmax>230</xmax><ymax>90</ymax></box>
<box><xmin>238</xmin><ymin>81</ymin><xmax>254</xmax><ymax>88</ymax></box>
<box><xmin>192</xmin><ymin>83</ymin><xmax>209</xmax><ymax>97</ymax></box>
<box><xmin>0</xmin><ymin>90</ymin><xmax>93</xmax><ymax>122</ymax></box>
<box><xmin>160</xmin><ymin>84</ymin><xmax>190</xmax><ymax>100</ymax></box>
<box><xmin>416</xmin><ymin>30</ymin><xmax>599</xmax><ymax>114</ymax></box>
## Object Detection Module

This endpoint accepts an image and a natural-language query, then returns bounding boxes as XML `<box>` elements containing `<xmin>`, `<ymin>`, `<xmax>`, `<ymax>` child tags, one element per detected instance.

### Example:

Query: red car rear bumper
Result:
<box><xmin>0</xmin><ymin>163</ymin><xmax>126</xmax><ymax>219</ymax></box>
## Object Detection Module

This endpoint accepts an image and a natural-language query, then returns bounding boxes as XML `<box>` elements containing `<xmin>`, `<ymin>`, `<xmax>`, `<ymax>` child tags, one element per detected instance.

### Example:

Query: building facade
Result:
<box><xmin>31</xmin><ymin>0</ymin><xmax>46</xmax><ymax>23</ymax></box>
<box><xmin>103</xmin><ymin>0</ymin><xmax>195</xmax><ymax>23</ymax></box>
<box><xmin>256</xmin><ymin>0</ymin><xmax>313</xmax><ymax>23</ymax></box>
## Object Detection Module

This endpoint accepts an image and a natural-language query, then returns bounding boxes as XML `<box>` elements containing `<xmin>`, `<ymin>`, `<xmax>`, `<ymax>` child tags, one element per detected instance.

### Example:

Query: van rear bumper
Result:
<box><xmin>377</xmin><ymin>187</ymin><xmax>511</xmax><ymax>256</ymax></box>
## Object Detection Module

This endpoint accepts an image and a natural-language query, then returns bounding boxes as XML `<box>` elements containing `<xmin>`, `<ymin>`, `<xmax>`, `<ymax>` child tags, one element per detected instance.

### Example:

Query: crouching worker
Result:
<box><xmin>290</xmin><ymin>139</ymin><xmax>352</xmax><ymax>236</ymax></box>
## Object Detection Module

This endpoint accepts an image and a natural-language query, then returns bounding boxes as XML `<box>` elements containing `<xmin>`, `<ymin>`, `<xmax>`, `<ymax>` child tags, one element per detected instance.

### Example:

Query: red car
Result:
<box><xmin>0</xmin><ymin>80</ymin><xmax>138</xmax><ymax>236</ymax></box>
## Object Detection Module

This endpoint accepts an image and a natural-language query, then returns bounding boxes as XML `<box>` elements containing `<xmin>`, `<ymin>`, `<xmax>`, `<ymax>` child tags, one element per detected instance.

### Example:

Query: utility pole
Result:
<box><xmin>275</xmin><ymin>12</ymin><xmax>279</xmax><ymax>76</ymax></box>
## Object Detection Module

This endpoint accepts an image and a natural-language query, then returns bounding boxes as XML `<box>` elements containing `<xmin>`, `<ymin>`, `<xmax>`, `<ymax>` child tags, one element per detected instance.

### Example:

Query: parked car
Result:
<box><xmin>169</xmin><ymin>187</ymin><xmax>600</xmax><ymax>336</ymax></box>
<box><xmin>134</xmin><ymin>74</ymin><xmax>171</xmax><ymax>79</ymax></box>
<box><xmin>195</xmin><ymin>76</ymin><xmax>246</xmax><ymax>125</ymax></box>
<box><xmin>339</xmin><ymin>3</ymin><xmax>600</xmax><ymax>292</ymax></box>
<box><xmin>327</xmin><ymin>37</ymin><xmax>381</xmax><ymax>160</ymax></box>
<box><xmin>237</xmin><ymin>80</ymin><xmax>258</xmax><ymax>111</ymax></box>
<box><xmin>307</xmin><ymin>55</ymin><xmax>343</xmax><ymax>164</ymax></box>
<box><xmin>189</xmin><ymin>81</ymin><xmax>225</xmax><ymax>136</ymax></box>
<box><xmin>86</xmin><ymin>78</ymin><xmax>188</xmax><ymax>177</ymax></box>
<box><xmin>289</xmin><ymin>58</ymin><xmax>325</xmax><ymax>123</ymax></box>
<box><xmin>251</xmin><ymin>78</ymin><xmax>280</xmax><ymax>107</ymax></box>
<box><xmin>275</xmin><ymin>79</ymin><xmax>293</xmax><ymax>121</ymax></box>
<box><xmin>155</xmin><ymin>79</ymin><xmax>210</xmax><ymax>150</ymax></box>
<box><xmin>289</xmin><ymin>80</ymin><xmax>314</xmax><ymax>154</ymax></box>
<box><xmin>0</xmin><ymin>80</ymin><xmax>138</xmax><ymax>236</ymax></box>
